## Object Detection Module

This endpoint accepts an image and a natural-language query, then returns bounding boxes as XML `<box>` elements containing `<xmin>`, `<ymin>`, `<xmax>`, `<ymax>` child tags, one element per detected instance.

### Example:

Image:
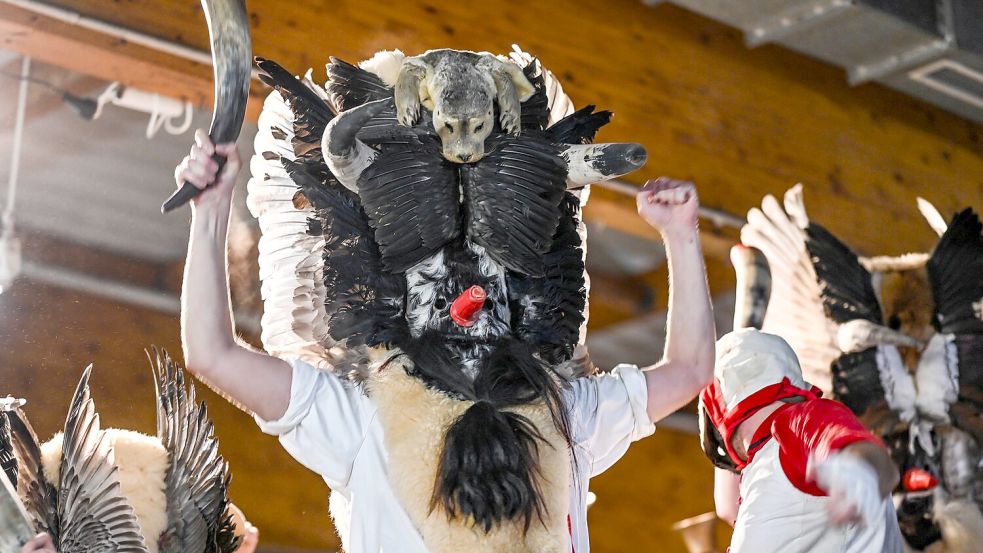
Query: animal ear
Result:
<box><xmin>492</xmin><ymin>62</ymin><xmax>532</xmax><ymax>136</ymax></box>
<box><xmin>394</xmin><ymin>58</ymin><xmax>428</xmax><ymax>127</ymax></box>
<box><xmin>497</xmin><ymin>61</ymin><xmax>535</xmax><ymax>102</ymax></box>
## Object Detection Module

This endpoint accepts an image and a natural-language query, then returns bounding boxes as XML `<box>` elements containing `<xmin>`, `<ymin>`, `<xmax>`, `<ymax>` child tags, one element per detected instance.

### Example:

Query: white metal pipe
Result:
<box><xmin>4</xmin><ymin>56</ymin><xmax>29</xmax><ymax>227</ymax></box>
<box><xmin>18</xmin><ymin>260</ymin><xmax>262</xmax><ymax>333</ymax></box>
<box><xmin>0</xmin><ymin>0</ymin><xmax>213</xmax><ymax>66</ymax></box>
<box><xmin>21</xmin><ymin>259</ymin><xmax>180</xmax><ymax>314</ymax></box>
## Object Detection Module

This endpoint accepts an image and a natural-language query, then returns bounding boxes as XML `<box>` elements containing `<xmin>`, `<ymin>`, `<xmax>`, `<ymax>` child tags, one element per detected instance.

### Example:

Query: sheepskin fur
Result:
<box><xmin>368</xmin><ymin>357</ymin><xmax>570</xmax><ymax>553</ymax></box>
<box><xmin>358</xmin><ymin>49</ymin><xmax>406</xmax><ymax>86</ymax></box>
<box><xmin>935</xmin><ymin>497</ymin><xmax>983</xmax><ymax>553</ymax></box>
<box><xmin>40</xmin><ymin>429</ymin><xmax>169</xmax><ymax>553</ymax></box>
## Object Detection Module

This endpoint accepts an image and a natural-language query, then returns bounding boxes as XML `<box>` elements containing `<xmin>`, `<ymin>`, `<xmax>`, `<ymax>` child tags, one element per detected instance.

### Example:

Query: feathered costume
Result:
<box><xmin>246</xmin><ymin>47</ymin><xmax>645</xmax><ymax>549</ymax></box>
<box><xmin>732</xmin><ymin>185</ymin><xmax>983</xmax><ymax>552</ymax></box>
<box><xmin>0</xmin><ymin>351</ymin><xmax>239</xmax><ymax>553</ymax></box>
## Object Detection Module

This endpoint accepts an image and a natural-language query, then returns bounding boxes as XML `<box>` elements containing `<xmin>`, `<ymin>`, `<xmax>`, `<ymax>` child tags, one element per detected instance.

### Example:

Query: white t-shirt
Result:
<box><xmin>255</xmin><ymin>358</ymin><xmax>655</xmax><ymax>553</ymax></box>
<box><xmin>731</xmin><ymin>440</ymin><xmax>903</xmax><ymax>553</ymax></box>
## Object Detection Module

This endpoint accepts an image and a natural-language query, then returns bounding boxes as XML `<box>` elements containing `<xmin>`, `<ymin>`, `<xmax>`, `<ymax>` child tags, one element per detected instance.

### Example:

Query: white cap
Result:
<box><xmin>714</xmin><ymin>328</ymin><xmax>806</xmax><ymax>411</ymax></box>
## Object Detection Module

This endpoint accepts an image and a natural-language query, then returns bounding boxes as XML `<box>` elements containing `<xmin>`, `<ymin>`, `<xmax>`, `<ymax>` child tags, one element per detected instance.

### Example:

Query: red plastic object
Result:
<box><xmin>903</xmin><ymin>468</ymin><xmax>938</xmax><ymax>491</ymax></box>
<box><xmin>450</xmin><ymin>285</ymin><xmax>486</xmax><ymax>327</ymax></box>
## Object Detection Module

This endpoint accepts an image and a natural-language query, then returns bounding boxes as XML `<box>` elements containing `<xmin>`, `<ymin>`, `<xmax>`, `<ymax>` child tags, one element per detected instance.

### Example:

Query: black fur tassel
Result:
<box><xmin>428</xmin><ymin>338</ymin><xmax>571</xmax><ymax>533</ymax></box>
<box><xmin>433</xmin><ymin>401</ymin><xmax>545</xmax><ymax>532</ymax></box>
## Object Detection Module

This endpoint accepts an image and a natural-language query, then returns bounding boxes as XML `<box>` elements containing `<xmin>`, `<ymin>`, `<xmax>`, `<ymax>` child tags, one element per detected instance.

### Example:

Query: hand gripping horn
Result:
<box><xmin>161</xmin><ymin>0</ymin><xmax>252</xmax><ymax>213</ymax></box>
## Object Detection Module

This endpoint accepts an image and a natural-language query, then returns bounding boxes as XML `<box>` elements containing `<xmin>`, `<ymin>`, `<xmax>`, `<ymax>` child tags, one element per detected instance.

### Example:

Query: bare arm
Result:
<box><xmin>636</xmin><ymin>178</ymin><xmax>716</xmax><ymax>423</ymax></box>
<box><xmin>177</xmin><ymin>130</ymin><xmax>291</xmax><ymax>421</ymax></box>
<box><xmin>713</xmin><ymin>467</ymin><xmax>741</xmax><ymax>526</ymax></box>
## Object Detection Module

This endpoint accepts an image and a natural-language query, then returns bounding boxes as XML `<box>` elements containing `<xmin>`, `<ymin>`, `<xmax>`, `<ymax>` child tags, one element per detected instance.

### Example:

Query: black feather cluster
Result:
<box><xmin>928</xmin><ymin>208</ymin><xmax>983</xmax><ymax>335</ymax></box>
<box><xmin>805</xmin><ymin>223</ymin><xmax>883</xmax><ymax>324</ymax></box>
<box><xmin>545</xmin><ymin>105</ymin><xmax>612</xmax><ymax>145</ymax></box>
<box><xmin>508</xmin><ymin>193</ymin><xmax>586</xmax><ymax>364</ymax></box>
<box><xmin>830</xmin><ymin>349</ymin><xmax>887</xmax><ymax>417</ymax></box>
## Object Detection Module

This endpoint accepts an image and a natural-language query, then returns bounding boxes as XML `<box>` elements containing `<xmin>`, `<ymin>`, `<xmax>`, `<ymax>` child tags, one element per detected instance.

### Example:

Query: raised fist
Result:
<box><xmin>636</xmin><ymin>177</ymin><xmax>700</xmax><ymax>237</ymax></box>
<box><xmin>174</xmin><ymin>129</ymin><xmax>241</xmax><ymax>207</ymax></box>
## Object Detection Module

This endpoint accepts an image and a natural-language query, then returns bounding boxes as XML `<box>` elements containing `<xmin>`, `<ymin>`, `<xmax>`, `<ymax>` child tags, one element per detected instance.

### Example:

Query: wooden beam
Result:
<box><xmin>0</xmin><ymin>2</ymin><xmax>267</xmax><ymax>120</ymax></box>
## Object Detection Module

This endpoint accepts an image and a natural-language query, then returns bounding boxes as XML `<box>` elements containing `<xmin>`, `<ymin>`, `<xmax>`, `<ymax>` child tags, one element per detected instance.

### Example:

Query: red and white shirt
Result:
<box><xmin>255</xmin><ymin>358</ymin><xmax>655</xmax><ymax>553</ymax></box>
<box><xmin>730</xmin><ymin>399</ymin><xmax>903</xmax><ymax>553</ymax></box>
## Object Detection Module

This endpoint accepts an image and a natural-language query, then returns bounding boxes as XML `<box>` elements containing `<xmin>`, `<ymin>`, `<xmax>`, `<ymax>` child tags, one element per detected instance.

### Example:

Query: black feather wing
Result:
<box><xmin>462</xmin><ymin>135</ymin><xmax>567</xmax><ymax>276</ymax></box>
<box><xmin>326</xmin><ymin>57</ymin><xmax>393</xmax><ymax>113</ymax></box>
<box><xmin>545</xmin><ymin>105</ymin><xmax>612</xmax><ymax>145</ymax></box>
<box><xmin>928</xmin><ymin>208</ymin><xmax>983</xmax><ymax>335</ymax></box>
<box><xmin>830</xmin><ymin>350</ymin><xmax>887</xmax><ymax>417</ymax></box>
<box><xmin>289</xmin><ymin>158</ymin><xmax>408</xmax><ymax>348</ymax></box>
<box><xmin>2</xmin><ymin>405</ymin><xmax>58</xmax><ymax>538</ymax></box>
<box><xmin>805</xmin><ymin>223</ymin><xmax>883</xmax><ymax>324</ymax></box>
<box><xmin>928</xmin><ymin>208</ymin><xmax>983</xmax><ymax>418</ymax></box>
<box><xmin>154</xmin><ymin>350</ymin><xmax>238</xmax><ymax>553</ymax></box>
<box><xmin>508</xmin><ymin>193</ymin><xmax>586</xmax><ymax>364</ymax></box>
<box><xmin>357</xmin><ymin>139</ymin><xmax>461</xmax><ymax>273</ymax></box>
<box><xmin>256</xmin><ymin>57</ymin><xmax>335</xmax><ymax>175</ymax></box>
<box><xmin>57</xmin><ymin>367</ymin><xmax>148</xmax><ymax>553</ymax></box>
<box><xmin>520</xmin><ymin>61</ymin><xmax>550</xmax><ymax>132</ymax></box>
<box><xmin>802</xmin><ymin>223</ymin><xmax>886</xmax><ymax>416</ymax></box>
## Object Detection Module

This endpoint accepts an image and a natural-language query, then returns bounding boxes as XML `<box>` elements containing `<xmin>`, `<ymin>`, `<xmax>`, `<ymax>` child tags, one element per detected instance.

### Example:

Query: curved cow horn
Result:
<box><xmin>162</xmin><ymin>0</ymin><xmax>252</xmax><ymax>213</ymax></box>
<box><xmin>562</xmin><ymin>143</ymin><xmax>647</xmax><ymax>189</ymax></box>
<box><xmin>321</xmin><ymin>98</ymin><xmax>389</xmax><ymax>192</ymax></box>
<box><xmin>837</xmin><ymin>319</ymin><xmax>923</xmax><ymax>353</ymax></box>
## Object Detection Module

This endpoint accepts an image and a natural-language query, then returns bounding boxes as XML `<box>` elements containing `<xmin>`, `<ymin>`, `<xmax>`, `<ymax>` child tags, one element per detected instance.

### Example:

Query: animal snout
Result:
<box><xmin>450</xmin><ymin>285</ymin><xmax>486</xmax><ymax>327</ymax></box>
<box><xmin>442</xmin><ymin>144</ymin><xmax>483</xmax><ymax>164</ymax></box>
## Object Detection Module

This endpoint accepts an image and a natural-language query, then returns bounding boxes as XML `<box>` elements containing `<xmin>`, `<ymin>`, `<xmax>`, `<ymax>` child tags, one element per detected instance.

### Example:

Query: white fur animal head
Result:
<box><xmin>395</xmin><ymin>49</ymin><xmax>534</xmax><ymax>163</ymax></box>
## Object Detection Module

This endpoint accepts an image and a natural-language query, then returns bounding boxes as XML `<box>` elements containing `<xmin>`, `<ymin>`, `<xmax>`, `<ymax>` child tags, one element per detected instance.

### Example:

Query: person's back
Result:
<box><xmin>701</xmin><ymin>329</ymin><xmax>903</xmax><ymax>553</ymax></box>
<box><xmin>732</xmin><ymin>399</ymin><xmax>903</xmax><ymax>552</ymax></box>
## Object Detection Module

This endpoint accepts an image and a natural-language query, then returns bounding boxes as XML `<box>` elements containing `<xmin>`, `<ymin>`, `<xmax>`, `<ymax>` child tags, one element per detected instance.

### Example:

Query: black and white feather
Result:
<box><xmin>153</xmin><ymin>349</ymin><xmax>238</xmax><ymax>553</ymax></box>
<box><xmin>56</xmin><ymin>366</ymin><xmax>149</xmax><ymax>553</ymax></box>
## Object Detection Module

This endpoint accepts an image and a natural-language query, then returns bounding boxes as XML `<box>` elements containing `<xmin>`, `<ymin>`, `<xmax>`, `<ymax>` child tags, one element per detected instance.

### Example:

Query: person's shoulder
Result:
<box><xmin>776</xmin><ymin>398</ymin><xmax>857</xmax><ymax>427</ymax></box>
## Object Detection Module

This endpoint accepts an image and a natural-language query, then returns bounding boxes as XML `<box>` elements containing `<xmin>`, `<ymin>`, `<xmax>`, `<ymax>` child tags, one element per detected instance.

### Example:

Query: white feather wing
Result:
<box><xmin>740</xmin><ymin>185</ymin><xmax>840</xmax><ymax>393</ymax></box>
<box><xmin>246</xmin><ymin>89</ymin><xmax>334</xmax><ymax>370</ymax></box>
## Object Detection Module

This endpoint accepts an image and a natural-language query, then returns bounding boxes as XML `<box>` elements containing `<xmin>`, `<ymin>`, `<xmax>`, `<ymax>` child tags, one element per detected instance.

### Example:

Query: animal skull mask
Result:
<box><xmin>395</xmin><ymin>49</ymin><xmax>536</xmax><ymax>163</ymax></box>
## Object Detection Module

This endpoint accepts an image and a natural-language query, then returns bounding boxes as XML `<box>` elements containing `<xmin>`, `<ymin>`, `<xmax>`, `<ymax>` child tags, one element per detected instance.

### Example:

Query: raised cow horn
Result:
<box><xmin>322</xmin><ymin>98</ymin><xmax>389</xmax><ymax>192</ymax></box>
<box><xmin>837</xmin><ymin>319</ymin><xmax>923</xmax><ymax>353</ymax></box>
<box><xmin>562</xmin><ymin>143</ymin><xmax>647</xmax><ymax>189</ymax></box>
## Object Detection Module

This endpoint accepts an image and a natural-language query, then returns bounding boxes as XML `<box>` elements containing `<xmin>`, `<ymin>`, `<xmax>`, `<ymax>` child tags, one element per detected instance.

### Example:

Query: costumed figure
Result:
<box><xmin>733</xmin><ymin>184</ymin><xmax>983</xmax><ymax>552</ymax></box>
<box><xmin>0</xmin><ymin>351</ymin><xmax>240</xmax><ymax>553</ymax></box>
<box><xmin>700</xmin><ymin>328</ymin><xmax>904</xmax><ymax>552</ymax></box>
<box><xmin>174</xmin><ymin>44</ymin><xmax>717</xmax><ymax>552</ymax></box>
